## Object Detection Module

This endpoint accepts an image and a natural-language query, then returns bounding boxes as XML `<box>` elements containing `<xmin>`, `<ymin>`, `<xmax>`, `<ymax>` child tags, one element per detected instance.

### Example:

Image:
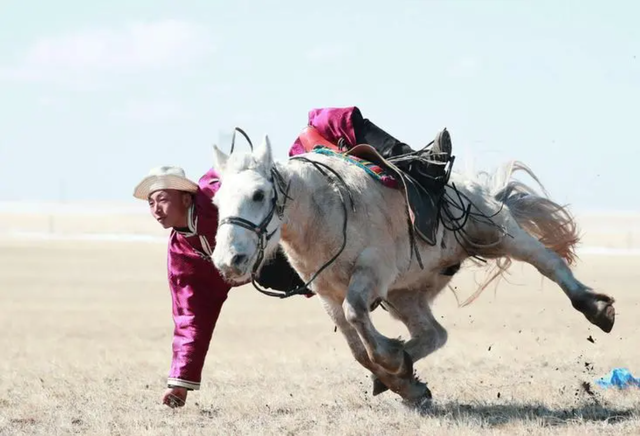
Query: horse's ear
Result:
<box><xmin>212</xmin><ymin>144</ymin><xmax>228</xmax><ymax>175</ymax></box>
<box><xmin>254</xmin><ymin>134</ymin><xmax>273</xmax><ymax>171</ymax></box>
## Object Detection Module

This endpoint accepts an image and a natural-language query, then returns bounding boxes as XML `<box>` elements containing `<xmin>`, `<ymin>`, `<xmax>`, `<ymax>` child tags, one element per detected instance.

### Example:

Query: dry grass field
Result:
<box><xmin>1</xmin><ymin>219</ymin><xmax>640</xmax><ymax>435</ymax></box>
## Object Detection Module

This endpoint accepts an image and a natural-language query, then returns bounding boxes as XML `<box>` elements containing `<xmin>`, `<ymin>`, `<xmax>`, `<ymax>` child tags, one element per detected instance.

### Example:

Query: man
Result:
<box><xmin>134</xmin><ymin>106</ymin><xmax>451</xmax><ymax>408</ymax></box>
<box><xmin>133</xmin><ymin>166</ymin><xmax>305</xmax><ymax>408</ymax></box>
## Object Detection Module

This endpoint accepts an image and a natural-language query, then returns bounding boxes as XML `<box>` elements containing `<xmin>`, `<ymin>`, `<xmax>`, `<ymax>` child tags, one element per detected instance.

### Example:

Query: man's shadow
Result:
<box><xmin>414</xmin><ymin>400</ymin><xmax>636</xmax><ymax>427</ymax></box>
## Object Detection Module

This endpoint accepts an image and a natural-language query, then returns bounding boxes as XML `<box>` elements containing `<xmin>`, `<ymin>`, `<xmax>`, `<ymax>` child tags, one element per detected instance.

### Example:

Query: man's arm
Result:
<box><xmin>166</xmin><ymin>237</ymin><xmax>232</xmax><ymax>391</ymax></box>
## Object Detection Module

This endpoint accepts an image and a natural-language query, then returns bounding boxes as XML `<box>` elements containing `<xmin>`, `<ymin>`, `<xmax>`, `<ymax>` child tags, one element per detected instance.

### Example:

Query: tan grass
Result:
<box><xmin>1</xmin><ymin>239</ymin><xmax>639</xmax><ymax>435</ymax></box>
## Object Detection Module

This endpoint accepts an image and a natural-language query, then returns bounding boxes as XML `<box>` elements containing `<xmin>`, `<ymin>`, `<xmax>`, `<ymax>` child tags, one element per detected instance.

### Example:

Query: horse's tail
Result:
<box><xmin>458</xmin><ymin>160</ymin><xmax>580</xmax><ymax>306</ymax></box>
<box><xmin>491</xmin><ymin>160</ymin><xmax>580</xmax><ymax>264</ymax></box>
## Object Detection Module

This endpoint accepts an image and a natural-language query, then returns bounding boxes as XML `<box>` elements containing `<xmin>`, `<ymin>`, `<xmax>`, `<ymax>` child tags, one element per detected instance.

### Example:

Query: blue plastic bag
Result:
<box><xmin>596</xmin><ymin>368</ymin><xmax>640</xmax><ymax>389</ymax></box>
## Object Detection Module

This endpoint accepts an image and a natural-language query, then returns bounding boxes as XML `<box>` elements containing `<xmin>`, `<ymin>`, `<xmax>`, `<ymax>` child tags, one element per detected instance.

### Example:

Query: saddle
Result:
<box><xmin>297</xmin><ymin>126</ymin><xmax>453</xmax><ymax>246</ymax></box>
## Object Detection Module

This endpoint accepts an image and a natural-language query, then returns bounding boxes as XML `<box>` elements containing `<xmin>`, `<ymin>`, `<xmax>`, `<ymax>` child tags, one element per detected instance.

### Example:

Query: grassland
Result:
<box><xmin>1</xmin><ymin>234</ymin><xmax>639</xmax><ymax>435</ymax></box>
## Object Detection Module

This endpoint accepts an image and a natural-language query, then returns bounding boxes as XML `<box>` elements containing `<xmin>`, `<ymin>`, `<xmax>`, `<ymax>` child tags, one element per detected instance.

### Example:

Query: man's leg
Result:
<box><xmin>350</xmin><ymin>107</ymin><xmax>452</xmax><ymax>183</ymax></box>
<box><xmin>351</xmin><ymin>107</ymin><xmax>413</xmax><ymax>158</ymax></box>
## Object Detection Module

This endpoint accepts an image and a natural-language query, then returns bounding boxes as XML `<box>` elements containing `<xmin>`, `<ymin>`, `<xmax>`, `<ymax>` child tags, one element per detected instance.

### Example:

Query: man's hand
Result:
<box><xmin>162</xmin><ymin>387</ymin><xmax>188</xmax><ymax>408</ymax></box>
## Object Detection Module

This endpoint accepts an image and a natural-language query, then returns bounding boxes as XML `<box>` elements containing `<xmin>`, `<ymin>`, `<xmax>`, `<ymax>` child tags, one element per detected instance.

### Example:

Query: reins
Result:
<box><xmin>228</xmin><ymin>127</ymin><xmax>254</xmax><ymax>153</ymax></box>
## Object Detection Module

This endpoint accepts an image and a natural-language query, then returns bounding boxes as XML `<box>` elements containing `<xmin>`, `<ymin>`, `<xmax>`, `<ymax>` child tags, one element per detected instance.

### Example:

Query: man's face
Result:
<box><xmin>148</xmin><ymin>189</ymin><xmax>192</xmax><ymax>229</ymax></box>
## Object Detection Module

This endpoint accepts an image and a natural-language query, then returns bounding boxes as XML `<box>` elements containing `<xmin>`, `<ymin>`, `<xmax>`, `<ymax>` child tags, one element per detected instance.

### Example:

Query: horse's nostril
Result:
<box><xmin>231</xmin><ymin>254</ymin><xmax>247</xmax><ymax>268</ymax></box>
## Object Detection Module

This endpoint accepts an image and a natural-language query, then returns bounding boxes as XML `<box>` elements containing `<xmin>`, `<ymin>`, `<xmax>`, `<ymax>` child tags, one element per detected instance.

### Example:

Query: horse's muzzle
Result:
<box><xmin>216</xmin><ymin>253</ymin><xmax>251</xmax><ymax>282</ymax></box>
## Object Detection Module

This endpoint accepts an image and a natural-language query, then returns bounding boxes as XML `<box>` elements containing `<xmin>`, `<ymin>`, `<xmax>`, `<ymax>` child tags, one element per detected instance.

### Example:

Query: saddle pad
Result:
<box><xmin>311</xmin><ymin>146</ymin><xmax>399</xmax><ymax>189</ymax></box>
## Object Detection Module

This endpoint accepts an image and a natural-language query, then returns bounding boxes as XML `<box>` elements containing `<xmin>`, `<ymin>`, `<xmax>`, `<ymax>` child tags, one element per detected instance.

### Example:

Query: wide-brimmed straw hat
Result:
<box><xmin>133</xmin><ymin>166</ymin><xmax>199</xmax><ymax>200</ymax></box>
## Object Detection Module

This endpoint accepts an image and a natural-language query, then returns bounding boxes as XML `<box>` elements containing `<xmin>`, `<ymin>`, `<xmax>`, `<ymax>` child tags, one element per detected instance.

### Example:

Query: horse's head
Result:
<box><xmin>211</xmin><ymin>135</ymin><xmax>283</xmax><ymax>284</ymax></box>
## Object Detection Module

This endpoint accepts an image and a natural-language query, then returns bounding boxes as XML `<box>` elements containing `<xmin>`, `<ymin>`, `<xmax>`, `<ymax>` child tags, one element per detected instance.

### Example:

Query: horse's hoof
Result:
<box><xmin>592</xmin><ymin>300</ymin><xmax>615</xmax><ymax>333</ymax></box>
<box><xmin>419</xmin><ymin>384</ymin><xmax>433</xmax><ymax>401</ymax></box>
<box><xmin>372</xmin><ymin>376</ymin><xmax>389</xmax><ymax>396</ymax></box>
<box><xmin>402</xmin><ymin>385</ymin><xmax>433</xmax><ymax>409</ymax></box>
<box><xmin>573</xmin><ymin>292</ymin><xmax>615</xmax><ymax>333</ymax></box>
<box><xmin>416</xmin><ymin>392</ymin><xmax>433</xmax><ymax>410</ymax></box>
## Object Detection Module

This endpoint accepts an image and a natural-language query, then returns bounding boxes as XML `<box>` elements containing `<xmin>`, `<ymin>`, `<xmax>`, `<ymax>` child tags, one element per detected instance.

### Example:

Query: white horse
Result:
<box><xmin>210</xmin><ymin>136</ymin><xmax>615</xmax><ymax>403</ymax></box>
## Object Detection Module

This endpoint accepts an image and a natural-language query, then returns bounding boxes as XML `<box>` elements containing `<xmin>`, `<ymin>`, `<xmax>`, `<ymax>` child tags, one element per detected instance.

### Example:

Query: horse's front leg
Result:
<box><xmin>341</xmin><ymin>249</ymin><xmax>430</xmax><ymax>401</ymax></box>
<box><xmin>370</xmin><ymin>287</ymin><xmax>449</xmax><ymax>396</ymax></box>
<box><xmin>318</xmin><ymin>294</ymin><xmax>430</xmax><ymax>401</ymax></box>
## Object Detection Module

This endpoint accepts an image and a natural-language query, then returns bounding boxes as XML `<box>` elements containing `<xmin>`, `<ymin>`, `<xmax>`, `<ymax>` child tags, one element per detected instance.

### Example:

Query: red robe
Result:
<box><xmin>165</xmin><ymin>168</ymin><xmax>231</xmax><ymax>390</ymax></box>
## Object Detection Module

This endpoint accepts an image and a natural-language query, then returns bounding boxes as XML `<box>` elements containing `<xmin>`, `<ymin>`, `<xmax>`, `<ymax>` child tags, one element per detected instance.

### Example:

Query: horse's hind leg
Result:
<box><xmin>500</xmin><ymin>224</ymin><xmax>615</xmax><ymax>332</ymax></box>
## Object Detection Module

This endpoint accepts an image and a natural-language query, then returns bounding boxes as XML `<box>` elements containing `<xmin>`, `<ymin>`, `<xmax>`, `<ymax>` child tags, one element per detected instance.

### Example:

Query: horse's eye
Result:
<box><xmin>252</xmin><ymin>190</ymin><xmax>265</xmax><ymax>202</ymax></box>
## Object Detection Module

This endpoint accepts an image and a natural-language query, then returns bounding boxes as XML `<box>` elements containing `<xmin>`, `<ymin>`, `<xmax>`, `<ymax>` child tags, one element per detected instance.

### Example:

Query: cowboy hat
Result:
<box><xmin>133</xmin><ymin>166</ymin><xmax>199</xmax><ymax>200</ymax></box>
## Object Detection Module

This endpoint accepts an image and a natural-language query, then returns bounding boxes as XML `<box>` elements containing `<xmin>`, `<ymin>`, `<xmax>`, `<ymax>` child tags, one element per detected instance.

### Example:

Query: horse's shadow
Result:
<box><xmin>412</xmin><ymin>400</ymin><xmax>637</xmax><ymax>427</ymax></box>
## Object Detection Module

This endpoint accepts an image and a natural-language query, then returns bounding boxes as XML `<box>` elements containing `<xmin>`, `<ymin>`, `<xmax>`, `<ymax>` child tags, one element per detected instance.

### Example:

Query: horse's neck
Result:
<box><xmin>275</xmin><ymin>160</ymin><xmax>331</xmax><ymax>264</ymax></box>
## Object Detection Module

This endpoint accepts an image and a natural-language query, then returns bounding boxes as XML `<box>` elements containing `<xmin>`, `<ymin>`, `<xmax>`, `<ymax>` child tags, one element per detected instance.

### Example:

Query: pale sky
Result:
<box><xmin>1</xmin><ymin>0</ymin><xmax>638</xmax><ymax>212</ymax></box>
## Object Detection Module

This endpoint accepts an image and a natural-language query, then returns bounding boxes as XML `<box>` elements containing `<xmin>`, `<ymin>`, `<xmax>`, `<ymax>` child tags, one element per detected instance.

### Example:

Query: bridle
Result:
<box><xmin>218</xmin><ymin>166</ymin><xmax>297</xmax><ymax>297</ymax></box>
<box><xmin>216</xmin><ymin>128</ymin><xmax>354</xmax><ymax>299</ymax></box>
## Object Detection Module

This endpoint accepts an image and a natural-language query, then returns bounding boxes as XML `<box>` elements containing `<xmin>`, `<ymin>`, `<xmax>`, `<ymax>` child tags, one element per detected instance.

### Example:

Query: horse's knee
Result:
<box><xmin>343</xmin><ymin>302</ymin><xmax>359</xmax><ymax>326</ymax></box>
<box><xmin>343</xmin><ymin>295</ymin><xmax>368</xmax><ymax>327</ymax></box>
